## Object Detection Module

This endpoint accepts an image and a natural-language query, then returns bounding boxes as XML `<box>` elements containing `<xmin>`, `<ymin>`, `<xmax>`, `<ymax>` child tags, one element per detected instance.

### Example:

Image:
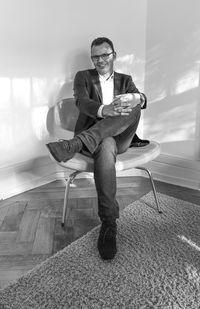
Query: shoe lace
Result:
<box><xmin>58</xmin><ymin>139</ymin><xmax>71</xmax><ymax>151</ymax></box>
<box><xmin>102</xmin><ymin>226</ymin><xmax>116</xmax><ymax>244</ymax></box>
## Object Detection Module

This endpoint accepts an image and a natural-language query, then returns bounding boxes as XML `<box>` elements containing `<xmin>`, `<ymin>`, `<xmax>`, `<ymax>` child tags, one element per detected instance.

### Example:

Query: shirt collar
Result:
<box><xmin>98</xmin><ymin>71</ymin><xmax>114</xmax><ymax>82</ymax></box>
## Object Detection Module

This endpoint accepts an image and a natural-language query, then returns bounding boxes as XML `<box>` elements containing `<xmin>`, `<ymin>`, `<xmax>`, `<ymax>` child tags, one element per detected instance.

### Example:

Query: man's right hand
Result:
<box><xmin>102</xmin><ymin>103</ymin><xmax>132</xmax><ymax>117</ymax></box>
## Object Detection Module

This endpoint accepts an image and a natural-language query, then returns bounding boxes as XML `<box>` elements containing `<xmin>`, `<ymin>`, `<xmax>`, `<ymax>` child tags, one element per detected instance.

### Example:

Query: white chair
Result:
<box><xmin>47</xmin><ymin>98</ymin><xmax>162</xmax><ymax>227</ymax></box>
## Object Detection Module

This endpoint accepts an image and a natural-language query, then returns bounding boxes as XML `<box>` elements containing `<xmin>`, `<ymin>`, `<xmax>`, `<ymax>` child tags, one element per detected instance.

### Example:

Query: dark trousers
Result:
<box><xmin>77</xmin><ymin>104</ymin><xmax>141</xmax><ymax>222</ymax></box>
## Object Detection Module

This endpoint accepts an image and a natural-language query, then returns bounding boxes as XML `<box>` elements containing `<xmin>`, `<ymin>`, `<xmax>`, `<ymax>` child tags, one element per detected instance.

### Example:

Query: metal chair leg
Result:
<box><xmin>61</xmin><ymin>171</ymin><xmax>81</xmax><ymax>227</ymax></box>
<box><xmin>136</xmin><ymin>166</ymin><xmax>162</xmax><ymax>213</ymax></box>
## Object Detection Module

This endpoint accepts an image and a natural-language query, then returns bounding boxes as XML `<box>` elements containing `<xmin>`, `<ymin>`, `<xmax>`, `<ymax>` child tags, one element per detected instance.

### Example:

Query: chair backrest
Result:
<box><xmin>54</xmin><ymin>98</ymin><xmax>79</xmax><ymax>132</ymax></box>
<box><xmin>46</xmin><ymin>98</ymin><xmax>79</xmax><ymax>140</ymax></box>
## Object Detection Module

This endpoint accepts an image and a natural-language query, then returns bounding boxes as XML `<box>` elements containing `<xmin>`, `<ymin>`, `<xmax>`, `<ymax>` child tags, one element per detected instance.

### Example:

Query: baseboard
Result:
<box><xmin>1</xmin><ymin>153</ymin><xmax>199</xmax><ymax>202</ymax></box>
<box><xmin>0</xmin><ymin>156</ymin><xmax>56</xmax><ymax>201</ymax></box>
<box><xmin>144</xmin><ymin>154</ymin><xmax>200</xmax><ymax>190</ymax></box>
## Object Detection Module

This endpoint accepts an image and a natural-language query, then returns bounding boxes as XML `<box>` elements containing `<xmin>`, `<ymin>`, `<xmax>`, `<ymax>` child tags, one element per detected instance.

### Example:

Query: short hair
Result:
<box><xmin>91</xmin><ymin>37</ymin><xmax>115</xmax><ymax>52</ymax></box>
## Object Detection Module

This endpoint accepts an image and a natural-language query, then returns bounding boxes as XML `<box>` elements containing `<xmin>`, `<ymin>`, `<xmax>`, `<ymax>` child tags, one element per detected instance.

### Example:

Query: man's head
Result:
<box><xmin>91</xmin><ymin>37</ymin><xmax>116</xmax><ymax>77</ymax></box>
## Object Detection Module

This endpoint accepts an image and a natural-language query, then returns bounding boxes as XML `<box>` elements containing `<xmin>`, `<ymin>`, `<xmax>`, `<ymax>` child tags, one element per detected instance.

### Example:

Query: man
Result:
<box><xmin>46</xmin><ymin>37</ymin><xmax>148</xmax><ymax>260</ymax></box>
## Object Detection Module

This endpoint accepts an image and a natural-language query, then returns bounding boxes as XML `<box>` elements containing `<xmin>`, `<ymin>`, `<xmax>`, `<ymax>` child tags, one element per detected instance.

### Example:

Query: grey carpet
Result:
<box><xmin>1</xmin><ymin>192</ymin><xmax>200</xmax><ymax>309</ymax></box>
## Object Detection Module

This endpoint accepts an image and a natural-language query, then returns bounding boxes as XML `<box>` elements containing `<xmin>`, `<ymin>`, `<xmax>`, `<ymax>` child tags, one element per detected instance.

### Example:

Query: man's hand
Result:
<box><xmin>102</xmin><ymin>102</ymin><xmax>132</xmax><ymax>117</ymax></box>
<box><xmin>102</xmin><ymin>93</ymin><xmax>140</xmax><ymax>117</ymax></box>
<box><xmin>113</xmin><ymin>93</ymin><xmax>140</xmax><ymax>112</ymax></box>
<box><xmin>102</xmin><ymin>104</ymin><xmax>120</xmax><ymax>117</ymax></box>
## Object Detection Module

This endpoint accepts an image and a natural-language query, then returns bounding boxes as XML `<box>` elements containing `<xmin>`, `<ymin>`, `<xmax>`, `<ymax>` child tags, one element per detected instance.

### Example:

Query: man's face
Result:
<box><xmin>91</xmin><ymin>42</ymin><xmax>115</xmax><ymax>76</ymax></box>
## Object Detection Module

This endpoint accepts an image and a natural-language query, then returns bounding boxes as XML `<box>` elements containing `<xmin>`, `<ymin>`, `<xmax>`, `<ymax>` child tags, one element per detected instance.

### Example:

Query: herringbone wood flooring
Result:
<box><xmin>0</xmin><ymin>176</ymin><xmax>199</xmax><ymax>289</ymax></box>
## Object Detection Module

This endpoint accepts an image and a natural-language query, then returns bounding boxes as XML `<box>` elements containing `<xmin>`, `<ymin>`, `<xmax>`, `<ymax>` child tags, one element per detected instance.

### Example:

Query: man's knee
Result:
<box><xmin>93</xmin><ymin>137</ymin><xmax>117</xmax><ymax>157</ymax></box>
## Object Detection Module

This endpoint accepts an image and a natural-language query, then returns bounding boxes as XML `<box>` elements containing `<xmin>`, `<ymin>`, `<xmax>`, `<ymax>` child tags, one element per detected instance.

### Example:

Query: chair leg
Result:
<box><xmin>136</xmin><ymin>166</ymin><xmax>162</xmax><ymax>213</ymax></box>
<box><xmin>61</xmin><ymin>171</ymin><xmax>81</xmax><ymax>227</ymax></box>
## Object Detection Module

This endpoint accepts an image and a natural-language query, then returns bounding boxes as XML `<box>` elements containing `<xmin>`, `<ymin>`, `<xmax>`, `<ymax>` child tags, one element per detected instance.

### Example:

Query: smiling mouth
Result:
<box><xmin>97</xmin><ymin>64</ymin><xmax>107</xmax><ymax>69</ymax></box>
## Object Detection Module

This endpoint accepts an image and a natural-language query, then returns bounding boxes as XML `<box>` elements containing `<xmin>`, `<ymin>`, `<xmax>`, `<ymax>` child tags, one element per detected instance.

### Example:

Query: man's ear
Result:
<box><xmin>113</xmin><ymin>51</ymin><xmax>117</xmax><ymax>60</ymax></box>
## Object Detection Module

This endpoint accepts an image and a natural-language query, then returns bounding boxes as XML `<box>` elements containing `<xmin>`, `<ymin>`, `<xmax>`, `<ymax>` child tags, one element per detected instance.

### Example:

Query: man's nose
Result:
<box><xmin>97</xmin><ymin>56</ymin><xmax>104</xmax><ymax>63</ymax></box>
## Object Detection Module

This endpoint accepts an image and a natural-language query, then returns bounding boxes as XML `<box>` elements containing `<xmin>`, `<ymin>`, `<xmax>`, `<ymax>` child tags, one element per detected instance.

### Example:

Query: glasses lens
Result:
<box><xmin>102</xmin><ymin>53</ymin><xmax>112</xmax><ymax>60</ymax></box>
<box><xmin>92</xmin><ymin>52</ymin><xmax>113</xmax><ymax>62</ymax></box>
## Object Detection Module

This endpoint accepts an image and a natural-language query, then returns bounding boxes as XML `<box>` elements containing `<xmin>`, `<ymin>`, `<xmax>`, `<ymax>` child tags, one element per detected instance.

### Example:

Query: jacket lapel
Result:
<box><xmin>114</xmin><ymin>72</ymin><xmax>121</xmax><ymax>97</ymax></box>
<box><xmin>90</xmin><ymin>69</ymin><xmax>103</xmax><ymax>103</ymax></box>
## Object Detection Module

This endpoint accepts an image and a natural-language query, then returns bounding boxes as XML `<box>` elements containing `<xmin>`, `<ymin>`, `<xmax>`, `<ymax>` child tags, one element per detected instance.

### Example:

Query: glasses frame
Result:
<box><xmin>91</xmin><ymin>51</ymin><xmax>114</xmax><ymax>62</ymax></box>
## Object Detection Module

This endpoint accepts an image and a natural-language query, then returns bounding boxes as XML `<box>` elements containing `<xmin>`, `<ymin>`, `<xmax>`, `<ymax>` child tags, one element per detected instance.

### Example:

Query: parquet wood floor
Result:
<box><xmin>0</xmin><ymin>176</ymin><xmax>199</xmax><ymax>289</ymax></box>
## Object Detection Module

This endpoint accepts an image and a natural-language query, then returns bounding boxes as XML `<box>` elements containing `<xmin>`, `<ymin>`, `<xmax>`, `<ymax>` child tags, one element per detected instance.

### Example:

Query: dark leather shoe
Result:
<box><xmin>46</xmin><ymin>140</ymin><xmax>76</xmax><ymax>162</ymax></box>
<box><xmin>130</xmin><ymin>134</ymin><xmax>150</xmax><ymax>147</ymax></box>
<box><xmin>130</xmin><ymin>139</ymin><xmax>150</xmax><ymax>147</ymax></box>
<box><xmin>97</xmin><ymin>221</ymin><xmax>117</xmax><ymax>260</ymax></box>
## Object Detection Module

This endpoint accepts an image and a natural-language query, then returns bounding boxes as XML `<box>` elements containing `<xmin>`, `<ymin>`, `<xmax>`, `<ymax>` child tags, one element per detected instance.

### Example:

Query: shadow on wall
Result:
<box><xmin>45</xmin><ymin>52</ymin><xmax>91</xmax><ymax>140</ymax></box>
<box><xmin>57</xmin><ymin>51</ymin><xmax>92</xmax><ymax>101</ymax></box>
<box><xmin>143</xmin><ymin>87</ymin><xmax>199</xmax><ymax>139</ymax></box>
<box><xmin>144</xmin><ymin>0</ymin><xmax>200</xmax><ymax>160</ymax></box>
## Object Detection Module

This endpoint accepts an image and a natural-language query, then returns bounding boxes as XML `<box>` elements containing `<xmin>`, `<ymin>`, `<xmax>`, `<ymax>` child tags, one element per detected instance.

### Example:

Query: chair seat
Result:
<box><xmin>55</xmin><ymin>141</ymin><xmax>160</xmax><ymax>173</ymax></box>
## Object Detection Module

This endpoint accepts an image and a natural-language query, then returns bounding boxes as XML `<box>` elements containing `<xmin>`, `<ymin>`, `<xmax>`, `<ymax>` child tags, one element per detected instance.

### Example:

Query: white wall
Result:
<box><xmin>0</xmin><ymin>0</ymin><xmax>147</xmax><ymax>199</ymax></box>
<box><xmin>144</xmin><ymin>0</ymin><xmax>200</xmax><ymax>188</ymax></box>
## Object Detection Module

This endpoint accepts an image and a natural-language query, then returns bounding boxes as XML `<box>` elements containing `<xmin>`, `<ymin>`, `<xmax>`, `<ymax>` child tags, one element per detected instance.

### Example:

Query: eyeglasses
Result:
<box><xmin>91</xmin><ymin>52</ymin><xmax>114</xmax><ymax>62</ymax></box>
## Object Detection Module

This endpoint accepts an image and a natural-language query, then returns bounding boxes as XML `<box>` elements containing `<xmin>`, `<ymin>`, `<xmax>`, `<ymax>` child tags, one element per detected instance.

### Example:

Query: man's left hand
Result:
<box><xmin>112</xmin><ymin>94</ymin><xmax>140</xmax><ymax>112</ymax></box>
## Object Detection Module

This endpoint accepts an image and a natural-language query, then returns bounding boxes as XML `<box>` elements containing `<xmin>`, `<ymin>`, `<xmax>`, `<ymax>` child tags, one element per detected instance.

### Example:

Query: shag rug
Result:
<box><xmin>1</xmin><ymin>192</ymin><xmax>200</xmax><ymax>309</ymax></box>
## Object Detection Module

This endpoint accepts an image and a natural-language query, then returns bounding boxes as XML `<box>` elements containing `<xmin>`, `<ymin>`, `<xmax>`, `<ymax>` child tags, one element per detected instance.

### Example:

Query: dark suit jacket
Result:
<box><xmin>73</xmin><ymin>69</ymin><xmax>147</xmax><ymax>135</ymax></box>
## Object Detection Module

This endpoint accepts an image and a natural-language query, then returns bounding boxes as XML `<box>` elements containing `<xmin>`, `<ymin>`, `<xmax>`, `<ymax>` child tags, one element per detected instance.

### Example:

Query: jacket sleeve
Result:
<box><xmin>126</xmin><ymin>75</ymin><xmax>147</xmax><ymax>109</ymax></box>
<box><xmin>73</xmin><ymin>71</ymin><xmax>100</xmax><ymax>119</ymax></box>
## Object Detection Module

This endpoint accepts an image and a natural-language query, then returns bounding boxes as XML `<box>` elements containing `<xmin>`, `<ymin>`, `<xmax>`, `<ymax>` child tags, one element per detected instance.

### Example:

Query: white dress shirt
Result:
<box><xmin>97</xmin><ymin>73</ymin><xmax>114</xmax><ymax>117</ymax></box>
